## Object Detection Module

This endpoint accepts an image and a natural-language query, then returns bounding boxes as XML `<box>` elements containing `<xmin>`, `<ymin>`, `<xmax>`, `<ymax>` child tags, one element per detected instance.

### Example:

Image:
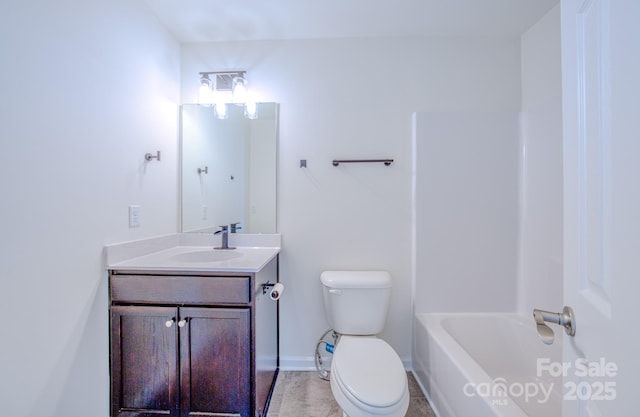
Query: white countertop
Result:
<box><xmin>105</xmin><ymin>233</ymin><xmax>281</xmax><ymax>273</ymax></box>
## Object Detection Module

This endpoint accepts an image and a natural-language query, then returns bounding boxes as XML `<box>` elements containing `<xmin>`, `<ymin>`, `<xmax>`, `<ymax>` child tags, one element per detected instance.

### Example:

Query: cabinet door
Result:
<box><xmin>111</xmin><ymin>306</ymin><xmax>179</xmax><ymax>417</ymax></box>
<box><xmin>180</xmin><ymin>307</ymin><xmax>251</xmax><ymax>417</ymax></box>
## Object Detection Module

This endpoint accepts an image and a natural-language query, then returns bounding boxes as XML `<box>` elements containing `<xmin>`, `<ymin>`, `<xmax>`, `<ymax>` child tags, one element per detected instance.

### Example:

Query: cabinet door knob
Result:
<box><xmin>178</xmin><ymin>319</ymin><xmax>187</xmax><ymax>328</ymax></box>
<box><xmin>165</xmin><ymin>319</ymin><xmax>175</xmax><ymax>328</ymax></box>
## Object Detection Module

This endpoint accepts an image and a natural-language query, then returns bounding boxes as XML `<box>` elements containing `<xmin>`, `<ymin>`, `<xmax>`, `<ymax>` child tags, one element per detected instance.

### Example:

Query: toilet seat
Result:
<box><xmin>331</xmin><ymin>336</ymin><xmax>409</xmax><ymax>416</ymax></box>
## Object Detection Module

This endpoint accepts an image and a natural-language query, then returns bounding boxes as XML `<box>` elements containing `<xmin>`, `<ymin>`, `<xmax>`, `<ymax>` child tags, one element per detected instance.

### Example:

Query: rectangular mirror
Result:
<box><xmin>180</xmin><ymin>103</ymin><xmax>278</xmax><ymax>233</ymax></box>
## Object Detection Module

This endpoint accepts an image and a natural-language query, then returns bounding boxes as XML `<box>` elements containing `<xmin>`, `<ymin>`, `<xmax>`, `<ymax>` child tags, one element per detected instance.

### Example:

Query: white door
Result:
<box><xmin>562</xmin><ymin>0</ymin><xmax>640</xmax><ymax>416</ymax></box>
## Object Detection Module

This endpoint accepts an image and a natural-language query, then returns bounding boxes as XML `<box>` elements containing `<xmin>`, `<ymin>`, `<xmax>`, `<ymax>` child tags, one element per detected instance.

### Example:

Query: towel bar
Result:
<box><xmin>332</xmin><ymin>159</ymin><xmax>393</xmax><ymax>166</ymax></box>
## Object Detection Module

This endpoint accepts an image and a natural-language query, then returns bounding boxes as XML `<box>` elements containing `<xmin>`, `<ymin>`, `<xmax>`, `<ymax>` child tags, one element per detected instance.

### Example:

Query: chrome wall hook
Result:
<box><xmin>533</xmin><ymin>306</ymin><xmax>576</xmax><ymax>345</ymax></box>
<box><xmin>145</xmin><ymin>151</ymin><xmax>161</xmax><ymax>161</ymax></box>
<box><xmin>198</xmin><ymin>166</ymin><xmax>208</xmax><ymax>174</ymax></box>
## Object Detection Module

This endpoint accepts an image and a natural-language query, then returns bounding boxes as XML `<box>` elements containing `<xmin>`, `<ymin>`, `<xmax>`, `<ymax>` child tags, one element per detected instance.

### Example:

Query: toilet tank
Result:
<box><xmin>320</xmin><ymin>270</ymin><xmax>392</xmax><ymax>335</ymax></box>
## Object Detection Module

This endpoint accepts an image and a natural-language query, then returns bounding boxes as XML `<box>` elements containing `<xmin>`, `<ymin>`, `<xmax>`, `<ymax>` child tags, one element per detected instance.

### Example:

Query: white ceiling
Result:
<box><xmin>144</xmin><ymin>0</ymin><xmax>560</xmax><ymax>43</ymax></box>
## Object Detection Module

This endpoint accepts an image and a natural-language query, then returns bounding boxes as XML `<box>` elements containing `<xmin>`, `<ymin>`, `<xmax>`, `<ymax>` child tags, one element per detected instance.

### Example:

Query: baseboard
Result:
<box><xmin>279</xmin><ymin>355</ymin><xmax>412</xmax><ymax>371</ymax></box>
<box><xmin>279</xmin><ymin>356</ymin><xmax>317</xmax><ymax>371</ymax></box>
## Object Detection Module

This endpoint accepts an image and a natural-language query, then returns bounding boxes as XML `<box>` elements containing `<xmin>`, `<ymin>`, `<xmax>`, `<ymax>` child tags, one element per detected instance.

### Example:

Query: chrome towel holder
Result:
<box><xmin>332</xmin><ymin>158</ymin><xmax>394</xmax><ymax>167</ymax></box>
<box><xmin>145</xmin><ymin>151</ymin><xmax>161</xmax><ymax>161</ymax></box>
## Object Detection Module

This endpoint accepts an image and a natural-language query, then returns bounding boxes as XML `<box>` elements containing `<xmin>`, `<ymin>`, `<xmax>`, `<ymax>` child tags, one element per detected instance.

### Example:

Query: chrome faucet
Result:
<box><xmin>230</xmin><ymin>222</ymin><xmax>242</xmax><ymax>233</ymax></box>
<box><xmin>214</xmin><ymin>225</ymin><xmax>236</xmax><ymax>250</ymax></box>
<box><xmin>533</xmin><ymin>306</ymin><xmax>576</xmax><ymax>345</ymax></box>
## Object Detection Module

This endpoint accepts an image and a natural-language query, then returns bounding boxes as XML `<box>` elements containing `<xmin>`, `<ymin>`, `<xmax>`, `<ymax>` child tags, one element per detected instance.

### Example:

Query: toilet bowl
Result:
<box><xmin>330</xmin><ymin>336</ymin><xmax>409</xmax><ymax>417</ymax></box>
<box><xmin>320</xmin><ymin>271</ymin><xmax>409</xmax><ymax>417</ymax></box>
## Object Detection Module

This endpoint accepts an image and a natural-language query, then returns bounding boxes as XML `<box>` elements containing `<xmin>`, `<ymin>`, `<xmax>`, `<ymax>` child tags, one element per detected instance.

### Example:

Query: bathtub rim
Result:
<box><xmin>413</xmin><ymin>312</ymin><xmax>545</xmax><ymax>417</ymax></box>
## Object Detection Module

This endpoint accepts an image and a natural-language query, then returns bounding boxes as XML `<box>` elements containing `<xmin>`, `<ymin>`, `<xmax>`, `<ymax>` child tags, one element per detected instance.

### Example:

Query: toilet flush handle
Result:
<box><xmin>329</xmin><ymin>289</ymin><xmax>342</xmax><ymax>295</ymax></box>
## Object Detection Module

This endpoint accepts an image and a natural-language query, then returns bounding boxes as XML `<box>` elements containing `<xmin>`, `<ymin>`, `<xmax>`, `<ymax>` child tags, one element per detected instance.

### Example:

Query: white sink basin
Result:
<box><xmin>170</xmin><ymin>249</ymin><xmax>244</xmax><ymax>263</ymax></box>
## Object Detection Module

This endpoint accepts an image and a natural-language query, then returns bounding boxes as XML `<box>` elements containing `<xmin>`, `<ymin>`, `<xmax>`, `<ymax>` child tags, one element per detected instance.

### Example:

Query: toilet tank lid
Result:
<box><xmin>320</xmin><ymin>270</ymin><xmax>391</xmax><ymax>289</ymax></box>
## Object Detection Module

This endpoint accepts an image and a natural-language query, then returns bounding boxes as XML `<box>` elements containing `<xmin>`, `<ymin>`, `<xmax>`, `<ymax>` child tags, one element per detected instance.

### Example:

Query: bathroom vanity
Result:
<box><xmin>106</xmin><ymin>242</ymin><xmax>280</xmax><ymax>417</ymax></box>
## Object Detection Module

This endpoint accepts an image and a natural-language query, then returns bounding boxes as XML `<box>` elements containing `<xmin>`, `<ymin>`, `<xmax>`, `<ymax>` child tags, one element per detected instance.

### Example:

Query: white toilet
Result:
<box><xmin>321</xmin><ymin>270</ymin><xmax>409</xmax><ymax>417</ymax></box>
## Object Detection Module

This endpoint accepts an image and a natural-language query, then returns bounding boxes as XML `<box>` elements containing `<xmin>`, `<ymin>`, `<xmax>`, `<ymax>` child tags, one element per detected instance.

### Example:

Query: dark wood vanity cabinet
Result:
<box><xmin>179</xmin><ymin>307</ymin><xmax>251</xmax><ymax>417</ymax></box>
<box><xmin>110</xmin><ymin>305</ymin><xmax>179</xmax><ymax>416</ymax></box>
<box><xmin>108</xmin><ymin>257</ymin><xmax>278</xmax><ymax>417</ymax></box>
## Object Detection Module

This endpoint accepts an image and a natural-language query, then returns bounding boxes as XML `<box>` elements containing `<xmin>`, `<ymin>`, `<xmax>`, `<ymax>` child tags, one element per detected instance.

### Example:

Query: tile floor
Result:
<box><xmin>267</xmin><ymin>371</ymin><xmax>436</xmax><ymax>417</ymax></box>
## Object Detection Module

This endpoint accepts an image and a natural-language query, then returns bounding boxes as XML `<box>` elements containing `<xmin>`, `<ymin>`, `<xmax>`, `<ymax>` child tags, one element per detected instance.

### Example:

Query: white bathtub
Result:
<box><xmin>412</xmin><ymin>313</ymin><xmax>562</xmax><ymax>417</ymax></box>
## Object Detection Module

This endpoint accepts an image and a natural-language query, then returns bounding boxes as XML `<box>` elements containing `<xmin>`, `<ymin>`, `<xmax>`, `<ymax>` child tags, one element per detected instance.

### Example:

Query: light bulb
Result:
<box><xmin>214</xmin><ymin>101</ymin><xmax>227</xmax><ymax>119</ymax></box>
<box><xmin>198</xmin><ymin>75</ymin><xmax>213</xmax><ymax>105</ymax></box>
<box><xmin>244</xmin><ymin>101</ymin><xmax>258</xmax><ymax>119</ymax></box>
<box><xmin>232</xmin><ymin>76</ymin><xmax>248</xmax><ymax>103</ymax></box>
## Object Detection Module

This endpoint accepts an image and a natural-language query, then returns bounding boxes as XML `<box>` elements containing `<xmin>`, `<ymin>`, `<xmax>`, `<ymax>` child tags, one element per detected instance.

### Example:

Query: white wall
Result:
<box><xmin>0</xmin><ymin>1</ymin><xmax>180</xmax><ymax>416</ymax></box>
<box><xmin>412</xmin><ymin>6</ymin><xmax>562</xmax><ymax>317</ymax></box>
<box><xmin>413</xmin><ymin>112</ymin><xmax>521</xmax><ymax>313</ymax></box>
<box><xmin>182</xmin><ymin>37</ymin><xmax>521</xmax><ymax>367</ymax></box>
<box><xmin>517</xmin><ymin>5</ymin><xmax>563</xmax><ymax>315</ymax></box>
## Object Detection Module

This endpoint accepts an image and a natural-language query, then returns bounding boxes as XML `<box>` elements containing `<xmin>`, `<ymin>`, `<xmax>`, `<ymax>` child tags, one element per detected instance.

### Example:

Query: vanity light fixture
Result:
<box><xmin>232</xmin><ymin>76</ymin><xmax>248</xmax><ymax>103</ymax></box>
<box><xmin>214</xmin><ymin>97</ymin><xmax>228</xmax><ymax>119</ymax></box>
<box><xmin>198</xmin><ymin>71</ymin><xmax>257</xmax><ymax>119</ymax></box>
<box><xmin>244</xmin><ymin>100</ymin><xmax>258</xmax><ymax>119</ymax></box>
<box><xmin>198</xmin><ymin>73</ymin><xmax>214</xmax><ymax>105</ymax></box>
